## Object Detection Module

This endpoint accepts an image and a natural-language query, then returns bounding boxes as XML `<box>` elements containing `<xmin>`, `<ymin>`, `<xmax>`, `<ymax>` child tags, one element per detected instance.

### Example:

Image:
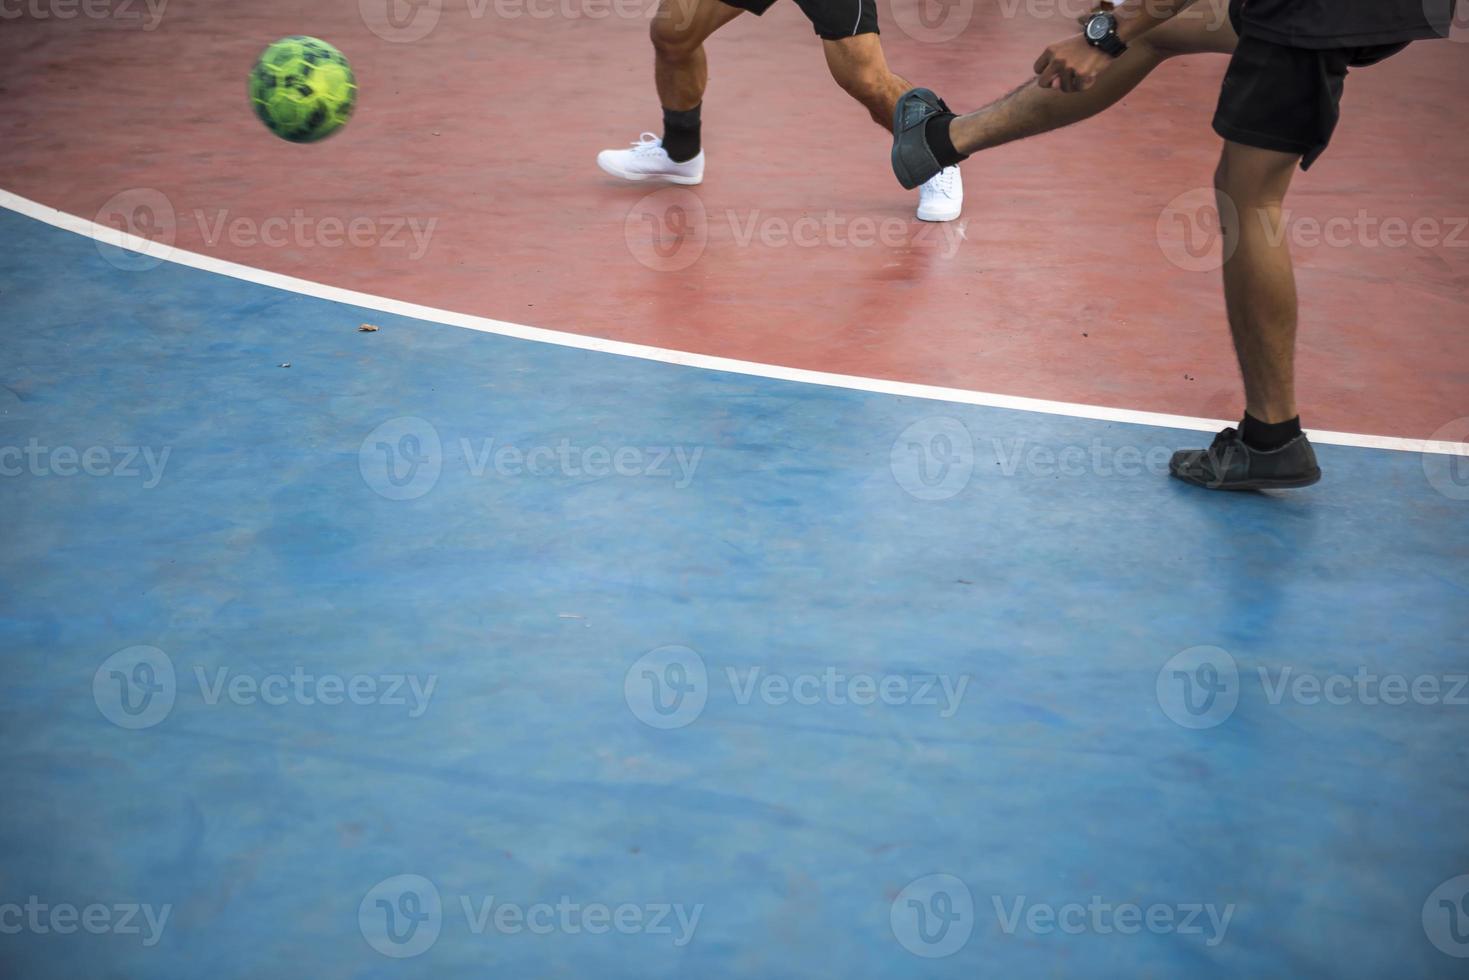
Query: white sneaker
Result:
<box><xmin>916</xmin><ymin>166</ymin><xmax>962</xmax><ymax>222</ymax></box>
<box><xmin>596</xmin><ymin>132</ymin><xmax>704</xmax><ymax>185</ymax></box>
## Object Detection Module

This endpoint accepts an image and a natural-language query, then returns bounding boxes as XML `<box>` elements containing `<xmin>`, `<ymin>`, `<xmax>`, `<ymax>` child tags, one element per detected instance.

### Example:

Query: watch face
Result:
<box><xmin>1086</xmin><ymin>15</ymin><xmax>1111</xmax><ymax>40</ymax></box>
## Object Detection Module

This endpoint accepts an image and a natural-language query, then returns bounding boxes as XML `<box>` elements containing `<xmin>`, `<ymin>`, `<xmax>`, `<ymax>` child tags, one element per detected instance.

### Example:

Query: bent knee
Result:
<box><xmin>1214</xmin><ymin>142</ymin><xmax>1298</xmax><ymax>202</ymax></box>
<box><xmin>650</xmin><ymin>18</ymin><xmax>700</xmax><ymax>60</ymax></box>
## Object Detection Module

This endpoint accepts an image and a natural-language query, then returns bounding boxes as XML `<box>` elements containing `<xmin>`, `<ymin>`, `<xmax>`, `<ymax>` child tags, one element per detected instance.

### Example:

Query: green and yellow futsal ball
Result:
<box><xmin>250</xmin><ymin>36</ymin><xmax>356</xmax><ymax>143</ymax></box>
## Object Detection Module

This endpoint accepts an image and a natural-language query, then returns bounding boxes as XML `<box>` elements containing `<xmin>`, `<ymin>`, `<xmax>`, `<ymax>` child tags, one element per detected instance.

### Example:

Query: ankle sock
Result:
<box><xmin>924</xmin><ymin>113</ymin><xmax>969</xmax><ymax>169</ymax></box>
<box><xmin>662</xmin><ymin>105</ymin><xmax>701</xmax><ymax>163</ymax></box>
<box><xmin>1241</xmin><ymin>413</ymin><xmax>1302</xmax><ymax>452</ymax></box>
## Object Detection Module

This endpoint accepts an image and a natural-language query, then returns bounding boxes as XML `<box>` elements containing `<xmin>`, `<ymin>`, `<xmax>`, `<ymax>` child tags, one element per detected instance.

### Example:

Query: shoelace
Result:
<box><xmin>925</xmin><ymin>168</ymin><xmax>959</xmax><ymax>197</ymax></box>
<box><xmin>629</xmin><ymin>132</ymin><xmax>663</xmax><ymax>154</ymax></box>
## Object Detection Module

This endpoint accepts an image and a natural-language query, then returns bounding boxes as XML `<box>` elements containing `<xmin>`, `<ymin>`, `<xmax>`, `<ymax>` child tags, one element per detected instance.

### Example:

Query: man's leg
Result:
<box><xmin>1214</xmin><ymin>139</ymin><xmax>1300</xmax><ymax>424</ymax></box>
<box><xmin>597</xmin><ymin>0</ymin><xmax>745</xmax><ymax>181</ymax></box>
<box><xmin>652</xmin><ymin>0</ymin><xmax>745</xmax><ymax>112</ymax></box>
<box><xmin>822</xmin><ymin>34</ymin><xmax>913</xmax><ymax>130</ymax></box>
<box><xmin>823</xmin><ymin>34</ymin><xmax>964</xmax><ymax>222</ymax></box>
<box><xmin>1168</xmin><ymin>135</ymin><xmax>1320</xmax><ymax>489</ymax></box>
<box><xmin>949</xmin><ymin>0</ymin><xmax>1236</xmax><ymax>154</ymax></box>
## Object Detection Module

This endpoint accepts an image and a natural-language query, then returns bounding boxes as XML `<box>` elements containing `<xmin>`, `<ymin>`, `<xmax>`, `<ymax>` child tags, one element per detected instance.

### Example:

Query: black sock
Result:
<box><xmin>1240</xmin><ymin>413</ymin><xmax>1302</xmax><ymax>451</ymax></box>
<box><xmin>924</xmin><ymin>113</ymin><xmax>969</xmax><ymax>169</ymax></box>
<box><xmin>662</xmin><ymin>105</ymin><xmax>701</xmax><ymax>163</ymax></box>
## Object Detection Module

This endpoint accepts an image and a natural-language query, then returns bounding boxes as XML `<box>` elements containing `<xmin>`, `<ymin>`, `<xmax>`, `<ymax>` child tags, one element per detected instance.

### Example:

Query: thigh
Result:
<box><xmin>822</xmin><ymin>32</ymin><xmax>889</xmax><ymax>83</ymax></box>
<box><xmin>655</xmin><ymin>0</ymin><xmax>749</xmax><ymax>44</ymax></box>
<box><xmin>1145</xmin><ymin>0</ymin><xmax>1238</xmax><ymax>57</ymax></box>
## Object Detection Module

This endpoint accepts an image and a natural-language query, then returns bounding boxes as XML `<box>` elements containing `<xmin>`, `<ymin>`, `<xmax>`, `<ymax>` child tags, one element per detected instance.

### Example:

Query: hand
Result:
<box><xmin>1034</xmin><ymin>34</ymin><xmax>1116</xmax><ymax>93</ymax></box>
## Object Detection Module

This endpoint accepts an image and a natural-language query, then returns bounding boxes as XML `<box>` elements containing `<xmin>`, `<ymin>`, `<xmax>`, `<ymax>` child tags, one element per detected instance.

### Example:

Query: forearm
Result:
<box><xmin>1110</xmin><ymin>0</ymin><xmax>1198</xmax><ymax>43</ymax></box>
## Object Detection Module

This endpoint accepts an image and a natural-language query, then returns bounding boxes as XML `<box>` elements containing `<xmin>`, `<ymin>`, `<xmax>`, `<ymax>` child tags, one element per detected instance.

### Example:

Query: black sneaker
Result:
<box><xmin>1169</xmin><ymin>428</ymin><xmax>1322</xmax><ymax>490</ymax></box>
<box><xmin>891</xmin><ymin>88</ymin><xmax>949</xmax><ymax>190</ymax></box>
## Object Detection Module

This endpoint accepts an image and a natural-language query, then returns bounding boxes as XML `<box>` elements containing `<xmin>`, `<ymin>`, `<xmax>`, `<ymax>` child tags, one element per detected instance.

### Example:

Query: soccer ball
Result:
<box><xmin>249</xmin><ymin>36</ymin><xmax>356</xmax><ymax>143</ymax></box>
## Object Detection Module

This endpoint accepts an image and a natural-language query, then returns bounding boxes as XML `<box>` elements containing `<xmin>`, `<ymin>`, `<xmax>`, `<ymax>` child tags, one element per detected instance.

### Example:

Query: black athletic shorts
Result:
<box><xmin>1213</xmin><ymin>1</ymin><xmax>1410</xmax><ymax>169</ymax></box>
<box><xmin>719</xmin><ymin>0</ymin><xmax>877</xmax><ymax>40</ymax></box>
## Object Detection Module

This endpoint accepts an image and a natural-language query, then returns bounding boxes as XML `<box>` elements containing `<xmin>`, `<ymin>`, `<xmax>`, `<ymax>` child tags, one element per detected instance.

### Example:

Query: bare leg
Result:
<box><xmin>652</xmin><ymin>0</ymin><xmax>745</xmax><ymax>110</ymax></box>
<box><xmin>1215</xmin><ymin>140</ymin><xmax>1301</xmax><ymax>423</ymax></box>
<box><xmin>950</xmin><ymin>0</ymin><xmax>1236</xmax><ymax>153</ymax></box>
<box><xmin>823</xmin><ymin>34</ymin><xmax>914</xmax><ymax>130</ymax></box>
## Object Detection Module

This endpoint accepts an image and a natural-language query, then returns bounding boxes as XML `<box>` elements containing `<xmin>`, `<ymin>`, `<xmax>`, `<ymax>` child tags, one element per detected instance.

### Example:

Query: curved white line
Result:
<box><xmin>2</xmin><ymin>187</ymin><xmax>1463</xmax><ymax>457</ymax></box>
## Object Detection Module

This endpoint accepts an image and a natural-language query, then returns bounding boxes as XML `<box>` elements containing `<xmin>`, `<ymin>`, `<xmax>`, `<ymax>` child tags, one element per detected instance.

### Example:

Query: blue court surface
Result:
<box><xmin>2</xmin><ymin>206</ymin><xmax>1467</xmax><ymax>979</ymax></box>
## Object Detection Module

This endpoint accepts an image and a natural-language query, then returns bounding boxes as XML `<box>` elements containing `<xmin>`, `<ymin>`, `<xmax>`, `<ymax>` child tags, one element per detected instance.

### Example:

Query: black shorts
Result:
<box><xmin>719</xmin><ymin>0</ymin><xmax>877</xmax><ymax>40</ymax></box>
<box><xmin>1213</xmin><ymin>3</ymin><xmax>1409</xmax><ymax>169</ymax></box>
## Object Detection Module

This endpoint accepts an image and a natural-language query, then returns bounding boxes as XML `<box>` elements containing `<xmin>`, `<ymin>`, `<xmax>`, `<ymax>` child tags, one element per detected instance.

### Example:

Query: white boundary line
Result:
<box><xmin>3</xmin><ymin>187</ymin><xmax>1464</xmax><ymax>456</ymax></box>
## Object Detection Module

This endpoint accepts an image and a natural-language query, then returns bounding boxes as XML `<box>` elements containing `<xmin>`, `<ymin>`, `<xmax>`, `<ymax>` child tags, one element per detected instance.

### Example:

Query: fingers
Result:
<box><xmin>1041</xmin><ymin>64</ymin><xmax>1096</xmax><ymax>93</ymax></box>
<box><xmin>1035</xmin><ymin>43</ymin><xmax>1101</xmax><ymax>92</ymax></box>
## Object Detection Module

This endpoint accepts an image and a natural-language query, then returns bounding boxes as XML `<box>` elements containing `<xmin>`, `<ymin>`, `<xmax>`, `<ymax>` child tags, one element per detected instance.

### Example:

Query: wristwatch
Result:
<box><xmin>1083</xmin><ymin>11</ymin><xmax>1128</xmax><ymax>57</ymax></box>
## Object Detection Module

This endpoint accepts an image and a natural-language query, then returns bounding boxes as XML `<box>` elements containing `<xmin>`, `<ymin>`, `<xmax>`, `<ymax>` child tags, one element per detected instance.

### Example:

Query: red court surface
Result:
<box><xmin>0</xmin><ymin>0</ymin><xmax>1465</xmax><ymax>441</ymax></box>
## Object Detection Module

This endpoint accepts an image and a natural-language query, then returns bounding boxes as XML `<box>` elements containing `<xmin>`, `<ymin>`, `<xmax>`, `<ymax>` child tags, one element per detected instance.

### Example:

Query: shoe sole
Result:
<box><xmin>891</xmin><ymin>89</ymin><xmax>942</xmax><ymax>191</ymax></box>
<box><xmin>596</xmin><ymin>158</ymin><xmax>703</xmax><ymax>186</ymax></box>
<box><xmin>1170</xmin><ymin>468</ymin><xmax>1322</xmax><ymax>491</ymax></box>
<box><xmin>916</xmin><ymin>205</ymin><xmax>961</xmax><ymax>223</ymax></box>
